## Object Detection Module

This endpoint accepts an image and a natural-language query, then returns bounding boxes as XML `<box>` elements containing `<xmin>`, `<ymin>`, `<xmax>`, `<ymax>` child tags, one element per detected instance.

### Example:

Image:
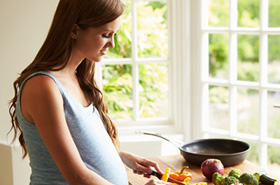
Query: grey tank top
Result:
<box><xmin>16</xmin><ymin>71</ymin><xmax>128</xmax><ymax>185</ymax></box>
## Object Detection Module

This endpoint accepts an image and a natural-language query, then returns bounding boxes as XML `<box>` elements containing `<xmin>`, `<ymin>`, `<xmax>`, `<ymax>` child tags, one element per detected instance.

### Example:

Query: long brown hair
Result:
<box><xmin>8</xmin><ymin>0</ymin><xmax>124</xmax><ymax>158</ymax></box>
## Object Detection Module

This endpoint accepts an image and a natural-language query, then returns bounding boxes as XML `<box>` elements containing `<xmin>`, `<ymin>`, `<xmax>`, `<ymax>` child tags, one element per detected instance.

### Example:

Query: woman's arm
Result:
<box><xmin>119</xmin><ymin>152</ymin><xmax>173</xmax><ymax>185</ymax></box>
<box><xmin>21</xmin><ymin>75</ymin><xmax>113</xmax><ymax>185</ymax></box>
<box><xmin>119</xmin><ymin>151</ymin><xmax>163</xmax><ymax>176</ymax></box>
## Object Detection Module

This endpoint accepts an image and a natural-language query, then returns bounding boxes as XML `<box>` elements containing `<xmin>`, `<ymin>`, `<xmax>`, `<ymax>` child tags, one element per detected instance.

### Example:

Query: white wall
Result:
<box><xmin>0</xmin><ymin>0</ymin><xmax>59</xmax><ymax>142</ymax></box>
<box><xmin>0</xmin><ymin>1</ymin><xmax>59</xmax><ymax>184</ymax></box>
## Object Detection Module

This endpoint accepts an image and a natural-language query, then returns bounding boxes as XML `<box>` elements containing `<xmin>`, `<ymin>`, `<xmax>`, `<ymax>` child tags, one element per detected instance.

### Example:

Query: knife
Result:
<box><xmin>149</xmin><ymin>170</ymin><xmax>186</xmax><ymax>185</ymax></box>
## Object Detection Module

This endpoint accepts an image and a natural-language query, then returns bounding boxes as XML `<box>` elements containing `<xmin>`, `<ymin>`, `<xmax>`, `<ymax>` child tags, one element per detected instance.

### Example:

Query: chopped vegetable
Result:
<box><xmin>161</xmin><ymin>168</ymin><xmax>170</xmax><ymax>182</ymax></box>
<box><xmin>239</xmin><ymin>173</ymin><xmax>258</xmax><ymax>185</ymax></box>
<box><xmin>253</xmin><ymin>170</ymin><xmax>278</xmax><ymax>185</ymax></box>
<box><xmin>162</xmin><ymin>166</ymin><xmax>192</xmax><ymax>184</ymax></box>
<box><xmin>182</xmin><ymin>177</ymin><xmax>192</xmax><ymax>184</ymax></box>
<box><xmin>228</xmin><ymin>169</ymin><xmax>242</xmax><ymax>179</ymax></box>
<box><xmin>222</xmin><ymin>176</ymin><xmax>239</xmax><ymax>185</ymax></box>
<box><xmin>192</xmin><ymin>182</ymin><xmax>207</xmax><ymax>185</ymax></box>
<box><xmin>253</xmin><ymin>170</ymin><xmax>266</xmax><ymax>181</ymax></box>
<box><xmin>212</xmin><ymin>172</ymin><xmax>224</xmax><ymax>185</ymax></box>
<box><xmin>259</xmin><ymin>174</ymin><xmax>278</xmax><ymax>185</ymax></box>
<box><xmin>169</xmin><ymin>166</ymin><xmax>192</xmax><ymax>182</ymax></box>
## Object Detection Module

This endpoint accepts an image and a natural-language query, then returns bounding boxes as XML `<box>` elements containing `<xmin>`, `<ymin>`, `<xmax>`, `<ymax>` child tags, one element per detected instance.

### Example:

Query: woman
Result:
<box><xmin>8</xmin><ymin>0</ymin><xmax>172</xmax><ymax>184</ymax></box>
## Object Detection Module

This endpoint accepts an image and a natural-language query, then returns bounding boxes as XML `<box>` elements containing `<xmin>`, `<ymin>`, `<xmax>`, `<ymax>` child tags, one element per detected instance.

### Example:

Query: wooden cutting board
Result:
<box><xmin>127</xmin><ymin>154</ymin><xmax>279</xmax><ymax>185</ymax></box>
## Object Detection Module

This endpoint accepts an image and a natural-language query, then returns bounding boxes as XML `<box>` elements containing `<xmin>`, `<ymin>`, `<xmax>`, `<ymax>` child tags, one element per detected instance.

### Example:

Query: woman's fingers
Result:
<box><xmin>133</xmin><ymin>169</ymin><xmax>146</xmax><ymax>175</ymax></box>
<box><xmin>137</xmin><ymin>158</ymin><xmax>161</xmax><ymax>174</ymax></box>
<box><xmin>143</xmin><ymin>173</ymin><xmax>151</xmax><ymax>178</ymax></box>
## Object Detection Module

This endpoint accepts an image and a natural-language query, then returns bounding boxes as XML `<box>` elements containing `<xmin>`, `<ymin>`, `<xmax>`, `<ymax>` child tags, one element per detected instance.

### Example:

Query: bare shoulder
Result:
<box><xmin>22</xmin><ymin>74</ymin><xmax>61</xmax><ymax>98</ymax></box>
<box><xmin>21</xmin><ymin>74</ymin><xmax>63</xmax><ymax>122</ymax></box>
<box><xmin>24</xmin><ymin>74</ymin><xmax>56</xmax><ymax>88</ymax></box>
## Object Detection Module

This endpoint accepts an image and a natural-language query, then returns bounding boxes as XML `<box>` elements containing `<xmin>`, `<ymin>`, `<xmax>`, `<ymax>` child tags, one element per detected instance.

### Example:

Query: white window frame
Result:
<box><xmin>95</xmin><ymin>0</ymin><xmax>192</xmax><ymax>137</ymax></box>
<box><xmin>191</xmin><ymin>0</ymin><xmax>280</xmax><ymax>170</ymax></box>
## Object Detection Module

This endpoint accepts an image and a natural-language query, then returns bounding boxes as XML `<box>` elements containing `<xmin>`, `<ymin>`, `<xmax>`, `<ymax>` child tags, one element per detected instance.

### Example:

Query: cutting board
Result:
<box><xmin>127</xmin><ymin>154</ymin><xmax>279</xmax><ymax>185</ymax></box>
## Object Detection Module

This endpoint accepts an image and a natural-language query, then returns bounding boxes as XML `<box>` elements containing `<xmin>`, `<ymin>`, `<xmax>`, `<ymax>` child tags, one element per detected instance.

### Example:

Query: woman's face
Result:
<box><xmin>71</xmin><ymin>16</ymin><xmax>122</xmax><ymax>62</ymax></box>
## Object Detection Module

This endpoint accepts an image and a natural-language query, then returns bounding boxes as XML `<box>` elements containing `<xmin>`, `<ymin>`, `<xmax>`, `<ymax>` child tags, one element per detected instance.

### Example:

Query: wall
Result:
<box><xmin>0</xmin><ymin>0</ymin><xmax>59</xmax><ymax>141</ymax></box>
<box><xmin>0</xmin><ymin>144</ymin><xmax>13</xmax><ymax>185</ymax></box>
<box><xmin>0</xmin><ymin>0</ymin><xmax>59</xmax><ymax>184</ymax></box>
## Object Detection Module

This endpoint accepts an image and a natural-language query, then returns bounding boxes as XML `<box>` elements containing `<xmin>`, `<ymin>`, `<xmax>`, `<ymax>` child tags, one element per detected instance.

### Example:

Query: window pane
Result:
<box><xmin>107</xmin><ymin>0</ymin><xmax>132</xmax><ymax>58</ymax></box>
<box><xmin>237</xmin><ymin>34</ymin><xmax>259</xmax><ymax>82</ymax></box>
<box><xmin>137</xmin><ymin>0</ymin><xmax>168</xmax><ymax>58</ymax></box>
<box><xmin>268</xmin><ymin>35</ymin><xmax>280</xmax><ymax>84</ymax></box>
<box><xmin>268</xmin><ymin>145</ymin><xmax>280</xmax><ymax>172</ymax></box>
<box><xmin>238</xmin><ymin>0</ymin><xmax>259</xmax><ymax>27</ymax></box>
<box><xmin>102</xmin><ymin>64</ymin><xmax>133</xmax><ymax>119</ymax></box>
<box><xmin>269</xmin><ymin>0</ymin><xmax>280</xmax><ymax>27</ymax></box>
<box><xmin>246</xmin><ymin>141</ymin><xmax>259</xmax><ymax>163</ymax></box>
<box><xmin>209</xmin><ymin>85</ymin><xmax>229</xmax><ymax>130</ymax></box>
<box><xmin>209</xmin><ymin>34</ymin><xmax>229</xmax><ymax>79</ymax></box>
<box><xmin>139</xmin><ymin>63</ymin><xmax>168</xmax><ymax>118</ymax></box>
<box><xmin>208</xmin><ymin>0</ymin><xmax>229</xmax><ymax>27</ymax></box>
<box><xmin>237</xmin><ymin>88</ymin><xmax>259</xmax><ymax>135</ymax></box>
<box><xmin>267</xmin><ymin>91</ymin><xmax>280</xmax><ymax>139</ymax></box>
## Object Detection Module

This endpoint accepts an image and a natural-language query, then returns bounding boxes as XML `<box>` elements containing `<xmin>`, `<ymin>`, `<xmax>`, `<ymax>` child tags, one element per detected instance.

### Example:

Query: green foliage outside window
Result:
<box><xmin>103</xmin><ymin>1</ymin><xmax>168</xmax><ymax>119</ymax></box>
<box><xmin>209</xmin><ymin>0</ymin><xmax>280</xmax><ymax>83</ymax></box>
<box><xmin>237</xmin><ymin>0</ymin><xmax>260</xmax><ymax>27</ymax></box>
<box><xmin>102</xmin><ymin>64</ymin><xmax>133</xmax><ymax>119</ymax></box>
<box><xmin>208</xmin><ymin>0</ymin><xmax>280</xmax><ymax>169</ymax></box>
<box><xmin>269</xmin><ymin>0</ymin><xmax>280</xmax><ymax>27</ymax></box>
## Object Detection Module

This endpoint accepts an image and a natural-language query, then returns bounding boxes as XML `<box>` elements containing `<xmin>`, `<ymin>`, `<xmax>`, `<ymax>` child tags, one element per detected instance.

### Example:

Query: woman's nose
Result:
<box><xmin>108</xmin><ymin>35</ymin><xmax>115</xmax><ymax>48</ymax></box>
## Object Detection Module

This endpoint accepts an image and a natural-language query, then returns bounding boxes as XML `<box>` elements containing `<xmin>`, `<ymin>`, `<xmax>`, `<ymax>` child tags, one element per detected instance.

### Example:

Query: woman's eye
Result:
<box><xmin>102</xmin><ymin>34</ymin><xmax>110</xmax><ymax>38</ymax></box>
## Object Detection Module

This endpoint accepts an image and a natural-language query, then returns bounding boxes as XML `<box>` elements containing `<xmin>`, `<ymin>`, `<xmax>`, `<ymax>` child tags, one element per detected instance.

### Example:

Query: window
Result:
<box><xmin>95</xmin><ymin>0</ymin><xmax>174</xmax><ymax>129</ymax></box>
<box><xmin>93</xmin><ymin>0</ymin><xmax>280</xmax><ymax>171</ymax></box>
<box><xmin>192</xmin><ymin>0</ymin><xmax>280</xmax><ymax>171</ymax></box>
<box><xmin>94</xmin><ymin>0</ymin><xmax>191</xmax><ymax>136</ymax></box>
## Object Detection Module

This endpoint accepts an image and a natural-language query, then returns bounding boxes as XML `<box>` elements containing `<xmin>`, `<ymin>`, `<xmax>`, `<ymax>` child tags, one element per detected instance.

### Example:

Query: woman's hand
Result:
<box><xmin>119</xmin><ymin>152</ymin><xmax>172</xmax><ymax>185</ymax></box>
<box><xmin>145</xmin><ymin>179</ymin><xmax>172</xmax><ymax>185</ymax></box>
<box><xmin>119</xmin><ymin>151</ymin><xmax>163</xmax><ymax>176</ymax></box>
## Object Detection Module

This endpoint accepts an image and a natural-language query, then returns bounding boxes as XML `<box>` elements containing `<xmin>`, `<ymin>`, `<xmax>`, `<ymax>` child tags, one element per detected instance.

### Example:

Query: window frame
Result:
<box><xmin>192</xmin><ymin>0</ymin><xmax>280</xmax><ymax>170</ymax></box>
<box><xmin>95</xmin><ymin>0</ymin><xmax>192</xmax><ymax>137</ymax></box>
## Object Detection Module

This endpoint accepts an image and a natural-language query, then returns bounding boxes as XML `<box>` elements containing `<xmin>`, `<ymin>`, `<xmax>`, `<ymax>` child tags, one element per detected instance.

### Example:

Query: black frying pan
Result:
<box><xmin>140</xmin><ymin>132</ymin><xmax>250</xmax><ymax>167</ymax></box>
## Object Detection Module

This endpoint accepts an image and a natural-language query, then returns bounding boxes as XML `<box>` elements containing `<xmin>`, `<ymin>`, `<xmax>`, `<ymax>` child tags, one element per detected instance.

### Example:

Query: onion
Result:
<box><xmin>201</xmin><ymin>159</ymin><xmax>224</xmax><ymax>180</ymax></box>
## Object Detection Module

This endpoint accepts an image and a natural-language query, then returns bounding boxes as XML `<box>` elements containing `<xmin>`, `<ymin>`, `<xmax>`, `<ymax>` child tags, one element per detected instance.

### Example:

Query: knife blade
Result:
<box><xmin>149</xmin><ymin>170</ymin><xmax>186</xmax><ymax>185</ymax></box>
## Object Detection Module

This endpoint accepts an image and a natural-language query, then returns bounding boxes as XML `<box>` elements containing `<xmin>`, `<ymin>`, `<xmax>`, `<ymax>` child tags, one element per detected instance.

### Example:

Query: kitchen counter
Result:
<box><xmin>127</xmin><ymin>154</ymin><xmax>279</xmax><ymax>185</ymax></box>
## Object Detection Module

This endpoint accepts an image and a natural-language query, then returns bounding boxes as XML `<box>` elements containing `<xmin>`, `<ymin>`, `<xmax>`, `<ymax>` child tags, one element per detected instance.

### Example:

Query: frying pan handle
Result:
<box><xmin>136</xmin><ymin>131</ymin><xmax>183</xmax><ymax>149</ymax></box>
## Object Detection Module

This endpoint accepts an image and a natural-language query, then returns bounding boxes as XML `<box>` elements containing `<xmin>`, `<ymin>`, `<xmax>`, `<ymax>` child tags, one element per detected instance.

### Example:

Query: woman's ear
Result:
<box><xmin>71</xmin><ymin>24</ymin><xmax>80</xmax><ymax>39</ymax></box>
